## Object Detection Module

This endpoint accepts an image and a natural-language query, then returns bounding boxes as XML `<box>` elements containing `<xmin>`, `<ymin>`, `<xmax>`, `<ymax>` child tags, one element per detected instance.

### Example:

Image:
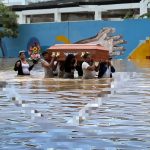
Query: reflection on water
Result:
<box><xmin>0</xmin><ymin>58</ymin><xmax>150</xmax><ymax>149</ymax></box>
<box><xmin>130</xmin><ymin>59</ymin><xmax>150</xmax><ymax>69</ymax></box>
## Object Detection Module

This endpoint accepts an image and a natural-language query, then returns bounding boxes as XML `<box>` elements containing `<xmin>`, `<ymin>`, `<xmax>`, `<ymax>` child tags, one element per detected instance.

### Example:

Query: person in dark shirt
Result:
<box><xmin>75</xmin><ymin>61</ymin><xmax>83</xmax><ymax>77</ymax></box>
<box><xmin>98</xmin><ymin>57</ymin><xmax>115</xmax><ymax>78</ymax></box>
<box><xmin>63</xmin><ymin>54</ymin><xmax>77</xmax><ymax>79</ymax></box>
<box><xmin>14</xmin><ymin>51</ymin><xmax>35</xmax><ymax>75</ymax></box>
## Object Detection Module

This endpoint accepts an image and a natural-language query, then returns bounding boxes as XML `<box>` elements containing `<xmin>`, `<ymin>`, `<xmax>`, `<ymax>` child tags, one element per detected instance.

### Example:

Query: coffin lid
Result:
<box><xmin>48</xmin><ymin>44</ymin><xmax>108</xmax><ymax>51</ymax></box>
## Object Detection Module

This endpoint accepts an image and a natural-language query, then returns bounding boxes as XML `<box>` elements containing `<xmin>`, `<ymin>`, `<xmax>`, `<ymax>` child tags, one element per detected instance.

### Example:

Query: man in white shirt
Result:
<box><xmin>82</xmin><ymin>53</ymin><xmax>96</xmax><ymax>79</ymax></box>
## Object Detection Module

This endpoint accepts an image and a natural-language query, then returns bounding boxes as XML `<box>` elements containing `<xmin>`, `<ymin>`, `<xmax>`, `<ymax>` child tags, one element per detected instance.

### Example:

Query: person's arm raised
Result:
<box><xmin>41</xmin><ymin>57</ymin><xmax>55</xmax><ymax>69</ymax></box>
<box><xmin>87</xmin><ymin>63</ymin><xmax>95</xmax><ymax>71</ymax></box>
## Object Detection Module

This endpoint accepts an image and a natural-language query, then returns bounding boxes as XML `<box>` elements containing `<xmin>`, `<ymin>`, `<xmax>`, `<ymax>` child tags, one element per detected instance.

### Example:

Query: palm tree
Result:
<box><xmin>0</xmin><ymin>3</ymin><xmax>18</xmax><ymax>57</ymax></box>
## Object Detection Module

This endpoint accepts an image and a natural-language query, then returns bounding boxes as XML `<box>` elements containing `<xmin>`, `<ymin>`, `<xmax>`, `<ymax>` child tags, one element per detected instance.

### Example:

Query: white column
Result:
<box><xmin>140</xmin><ymin>0</ymin><xmax>148</xmax><ymax>16</ymax></box>
<box><xmin>26</xmin><ymin>17</ymin><xmax>31</xmax><ymax>24</ymax></box>
<box><xmin>54</xmin><ymin>9</ymin><xmax>61</xmax><ymax>22</ymax></box>
<box><xmin>16</xmin><ymin>12</ymin><xmax>26</xmax><ymax>24</ymax></box>
<box><xmin>95</xmin><ymin>10</ymin><xmax>102</xmax><ymax>20</ymax></box>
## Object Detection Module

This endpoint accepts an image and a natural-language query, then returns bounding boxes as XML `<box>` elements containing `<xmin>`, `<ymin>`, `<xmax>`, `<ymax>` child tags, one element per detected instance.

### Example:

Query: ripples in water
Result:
<box><xmin>0</xmin><ymin>58</ymin><xmax>150</xmax><ymax>149</ymax></box>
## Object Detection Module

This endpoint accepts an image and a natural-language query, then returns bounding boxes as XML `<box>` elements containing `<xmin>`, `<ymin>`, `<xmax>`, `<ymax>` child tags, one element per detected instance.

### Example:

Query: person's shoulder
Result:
<box><xmin>15</xmin><ymin>59</ymin><xmax>21</xmax><ymax>63</ymax></box>
<box><xmin>100</xmin><ymin>62</ymin><xmax>106</xmax><ymax>67</ymax></box>
<box><xmin>41</xmin><ymin>59</ymin><xmax>47</xmax><ymax>63</ymax></box>
<box><xmin>41</xmin><ymin>59</ymin><xmax>50</xmax><ymax>66</ymax></box>
<box><xmin>82</xmin><ymin>61</ymin><xmax>87</xmax><ymax>66</ymax></box>
<box><xmin>82</xmin><ymin>61</ymin><xmax>89</xmax><ymax>68</ymax></box>
<box><xmin>82</xmin><ymin>61</ymin><xmax>88</xmax><ymax>65</ymax></box>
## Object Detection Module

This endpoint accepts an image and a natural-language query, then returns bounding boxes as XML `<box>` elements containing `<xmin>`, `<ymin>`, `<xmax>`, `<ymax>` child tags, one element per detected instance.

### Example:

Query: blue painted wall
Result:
<box><xmin>1</xmin><ymin>19</ymin><xmax>150</xmax><ymax>58</ymax></box>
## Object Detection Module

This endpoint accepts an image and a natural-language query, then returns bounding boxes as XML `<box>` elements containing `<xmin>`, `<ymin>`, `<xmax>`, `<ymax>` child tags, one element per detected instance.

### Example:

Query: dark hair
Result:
<box><xmin>42</xmin><ymin>51</ymin><xmax>48</xmax><ymax>57</ymax></box>
<box><xmin>65</xmin><ymin>54</ymin><xmax>75</xmax><ymax>64</ymax></box>
<box><xmin>109</xmin><ymin>56</ymin><xmax>112</xmax><ymax>60</ymax></box>
<box><xmin>64</xmin><ymin>54</ymin><xmax>76</xmax><ymax>72</ymax></box>
<box><xmin>83</xmin><ymin>53</ymin><xmax>90</xmax><ymax>59</ymax></box>
<box><xmin>19</xmin><ymin>50</ymin><xmax>25</xmax><ymax>56</ymax></box>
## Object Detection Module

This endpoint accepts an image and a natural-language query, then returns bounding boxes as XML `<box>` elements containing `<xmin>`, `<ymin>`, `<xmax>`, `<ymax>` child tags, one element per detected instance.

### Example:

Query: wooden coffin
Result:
<box><xmin>47</xmin><ymin>44</ymin><xmax>109</xmax><ymax>61</ymax></box>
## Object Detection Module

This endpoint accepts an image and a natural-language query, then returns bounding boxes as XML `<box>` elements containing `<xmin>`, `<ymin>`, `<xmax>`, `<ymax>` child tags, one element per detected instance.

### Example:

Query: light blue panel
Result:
<box><xmin>68</xmin><ymin>19</ymin><xmax>150</xmax><ymax>59</ymax></box>
<box><xmin>3</xmin><ymin>22</ymin><xmax>69</xmax><ymax>57</ymax></box>
<box><xmin>2</xmin><ymin>19</ymin><xmax>150</xmax><ymax>58</ymax></box>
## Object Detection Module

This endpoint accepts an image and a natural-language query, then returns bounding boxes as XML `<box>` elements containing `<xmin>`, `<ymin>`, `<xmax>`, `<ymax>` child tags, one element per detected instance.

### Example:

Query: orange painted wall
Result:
<box><xmin>128</xmin><ymin>39</ymin><xmax>150</xmax><ymax>59</ymax></box>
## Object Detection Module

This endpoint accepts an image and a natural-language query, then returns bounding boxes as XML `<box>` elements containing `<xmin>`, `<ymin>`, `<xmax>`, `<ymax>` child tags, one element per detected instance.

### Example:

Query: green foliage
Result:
<box><xmin>0</xmin><ymin>3</ymin><xmax>18</xmax><ymax>39</ymax></box>
<box><xmin>139</xmin><ymin>12</ymin><xmax>150</xmax><ymax>19</ymax></box>
<box><xmin>124</xmin><ymin>11</ymin><xmax>134</xmax><ymax>19</ymax></box>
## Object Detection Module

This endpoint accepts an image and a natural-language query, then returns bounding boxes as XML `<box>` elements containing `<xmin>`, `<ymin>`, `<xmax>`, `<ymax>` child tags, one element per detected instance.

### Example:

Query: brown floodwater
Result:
<box><xmin>0</xmin><ymin>58</ymin><xmax>150</xmax><ymax>150</ymax></box>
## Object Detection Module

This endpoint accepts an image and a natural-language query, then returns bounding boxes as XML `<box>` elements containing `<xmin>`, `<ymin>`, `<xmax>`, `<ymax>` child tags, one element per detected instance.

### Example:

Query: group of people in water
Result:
<box><xmin>14</xmin><ymin>50</ymin><xmax>115</xmax><ymax>79</ymax></box>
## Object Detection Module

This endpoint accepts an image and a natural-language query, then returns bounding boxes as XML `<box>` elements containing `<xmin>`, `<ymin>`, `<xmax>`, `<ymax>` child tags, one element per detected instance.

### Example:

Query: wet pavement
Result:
<box><xmin>0</xmin><ymin>58</ymin><xmax>150</xmax><ymax>150</ymax></box>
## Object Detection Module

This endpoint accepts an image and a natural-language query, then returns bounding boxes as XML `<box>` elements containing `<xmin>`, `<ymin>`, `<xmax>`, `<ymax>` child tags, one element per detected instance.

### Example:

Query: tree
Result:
<box><xmin>0</xmin><ymin>3</ymin><xmax>18</xmax><ymax>57</ymax></box>
<box><xmin>138</xmin><ymin>12</ymin><xmax>150</xmax><ymax>19</ymax></box>
<box><xmin>124</xmin><ymin>10</ymin><xmax>135</xmax><ymax>19</ymax></box>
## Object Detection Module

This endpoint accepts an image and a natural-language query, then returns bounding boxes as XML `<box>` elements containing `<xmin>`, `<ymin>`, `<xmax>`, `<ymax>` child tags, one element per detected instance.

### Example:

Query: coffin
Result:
<box><xmin>47</xmin><ymin>44</ymin><xmax>109</xmax><ymax>61</ymax></box>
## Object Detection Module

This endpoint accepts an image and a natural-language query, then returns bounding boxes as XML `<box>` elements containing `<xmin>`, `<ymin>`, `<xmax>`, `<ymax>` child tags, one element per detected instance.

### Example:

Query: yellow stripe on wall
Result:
<box><xmin>128</xmin><ymin>39</ymin><xmax>150</xmax><ymax>59</ymax></box>
<box><xmin>56</xmin><ymin>36</ymin><xmax>71</xmax><ymax>44</ymax></box>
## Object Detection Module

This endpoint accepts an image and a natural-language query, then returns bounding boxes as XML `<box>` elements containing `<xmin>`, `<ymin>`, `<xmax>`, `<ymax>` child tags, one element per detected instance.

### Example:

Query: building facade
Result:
<box><xmin>4</xmin><ymin>0</ymin><xmax>150</xmax><ymax>24</ymax></box>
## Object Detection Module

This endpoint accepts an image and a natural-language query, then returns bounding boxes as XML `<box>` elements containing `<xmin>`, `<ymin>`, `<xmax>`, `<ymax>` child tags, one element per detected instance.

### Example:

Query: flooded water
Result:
<box><xmin>0</xmin><ymin>58</ymin><xmax>150</xmax><ymax>150</ymax></box>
